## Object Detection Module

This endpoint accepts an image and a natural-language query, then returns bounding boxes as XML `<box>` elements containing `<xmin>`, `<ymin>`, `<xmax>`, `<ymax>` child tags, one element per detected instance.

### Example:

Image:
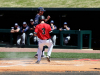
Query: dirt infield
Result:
<box><xmin>0</xmin><ymin>58</ymin><xmax>100</xmax><ymax>72</ymax></box>
<box><xmin>0</xmin><ymin>47</ymin><xmax>100</xmax><ymax>72</ymax></box>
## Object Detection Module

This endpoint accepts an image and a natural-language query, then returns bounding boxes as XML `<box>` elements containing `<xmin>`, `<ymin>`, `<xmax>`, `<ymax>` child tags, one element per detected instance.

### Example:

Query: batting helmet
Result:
<box><xmin>39</xmin><ymin>15</ymin><xmax>45</xmax><ymax>21</ymax></box>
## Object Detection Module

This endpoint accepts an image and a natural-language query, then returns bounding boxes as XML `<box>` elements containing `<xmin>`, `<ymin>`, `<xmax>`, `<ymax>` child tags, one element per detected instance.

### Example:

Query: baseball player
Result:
<box><xmin>28</xmin><ymin>19</ymin><xmax>37</xmax><ymax>42</ymax></box>
<box><xmin>17</xmin><ymin>22</ymin><xmax>29</xmax><ymax>46</ymax></box>
<box><xmin>34</xmin><ymin>7</ymin><xmax>51</xmax><ymax>58</ymax></box>
<box><xmin>10</xmin><ymin>23</ymin><xmax>21</xmax><ymax>46</ymax></box>
<box><xmin>59</xmin><ymin>22</ymin><xmax>70</xmax><ymax>44</ymax></box>
<box><xmin>29</xmin><ymin>19</ymin><xmax>35</xmax><ymax>30</ymax></box>
<box><xmin>50</xmin><ymin>20</ymin><xmax>57</xmax><ymax>46</ymax></box>
<box><xmin>34</xmin><ymin>15</ymin><xmax>53</xmax><ymax>64</ymax></box>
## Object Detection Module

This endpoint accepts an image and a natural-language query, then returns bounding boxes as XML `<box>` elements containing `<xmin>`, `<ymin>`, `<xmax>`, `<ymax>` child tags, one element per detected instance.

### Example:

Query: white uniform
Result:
<box><xmin>37</xmin><ymin>39</ymin><xmax>53</xmax><ymax>61</ymax></box>
<box><xmin>51</xmin><ymin>25</ymin><xmax>57</xmax><ymax>46</ymax></box>
<box><xmin>34</xmin><ymin>22</ymin><xmax>53</xmax><ymax>62</ymax></box>
<box><xmin>17</xmin><ymin>24</ymin><xmax>29</xmax><ymax>45</ymax></box>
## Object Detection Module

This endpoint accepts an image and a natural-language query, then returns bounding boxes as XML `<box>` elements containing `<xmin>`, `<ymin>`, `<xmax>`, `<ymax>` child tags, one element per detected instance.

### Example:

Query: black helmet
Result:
<box><xmin>39</xmin><ymin>15</ymin><xmax>45</xmax><ymax>21</ymax></box>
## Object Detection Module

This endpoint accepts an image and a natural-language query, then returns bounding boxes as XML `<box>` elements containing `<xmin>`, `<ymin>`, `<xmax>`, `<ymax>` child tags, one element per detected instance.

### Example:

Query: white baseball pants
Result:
<box><xmin>37</xmin><ymin>39</ymin><xmax>53</xmax><ymax>61</ymax></box>
<box><xmin>17</xmin><ymin>33</ymin><xmax>26</xmax><ymax>45</ymax></box>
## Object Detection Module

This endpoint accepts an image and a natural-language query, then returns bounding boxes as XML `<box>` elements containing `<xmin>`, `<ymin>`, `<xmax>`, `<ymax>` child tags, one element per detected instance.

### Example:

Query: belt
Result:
<box><xmin>45</xmin><ymin>39</ymin><xmax>49</xmax><ymax>40</ymax></box>
<box><xmin>44</xmin><ymin>38</ymin><xmax>50</xmax><ymax>40</ymax></box>
<box><xmin>40</xmin><ymin>38</ymin><xmax>50</xmax><ymax>40</ymax></box>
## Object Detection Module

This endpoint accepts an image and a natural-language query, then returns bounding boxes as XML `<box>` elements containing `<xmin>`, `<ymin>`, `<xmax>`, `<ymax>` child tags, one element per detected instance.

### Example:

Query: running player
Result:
<box><xmin>34</xmin><ymin>15</ymin><xmax>53</xmax><ymax>64</ymax></box>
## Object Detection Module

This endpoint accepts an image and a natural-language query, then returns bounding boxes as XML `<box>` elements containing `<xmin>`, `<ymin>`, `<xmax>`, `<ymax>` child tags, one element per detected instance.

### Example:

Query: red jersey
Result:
<box><xmin>35</xmin><ymin>23</ymin><xmax>52</xmax><ymax>40</ymax></box>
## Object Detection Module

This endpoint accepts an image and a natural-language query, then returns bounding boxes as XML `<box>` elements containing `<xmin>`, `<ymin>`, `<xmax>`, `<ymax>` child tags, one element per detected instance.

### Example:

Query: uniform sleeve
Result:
<box><xmin>24</xmin><ymin>26</ymin><xmax>29</xmax><ymax>32</ymax></box>
<box><xmin>17</xmin><ymin>26</ymin><xmax>20</xmax><ymax>30</ymax></box>
<box><xmin>54</xmin><ymin>25</ymin><xmax>57</xmax><ymax>30</ymax></box>
<box><xmin>34</xmin><ymin>15</ymin><xmax>40</xmax><ymax>26</ymax></box>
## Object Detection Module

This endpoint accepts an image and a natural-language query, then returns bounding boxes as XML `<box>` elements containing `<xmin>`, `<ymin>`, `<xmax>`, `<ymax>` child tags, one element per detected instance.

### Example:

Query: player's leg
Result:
<box><xmin>41</xmin><ymin>46</ymin><xmax>46</xmax><ymax>58</ymax></box>
<box><xmin>46</xmin><ymin>39</ymin><xmax>53</xmax><ymax>62</ymax></box>
<box><xmin>33</xmin><ymin>36</ymin><xmax>37</xmax><ymax>45</ymax></box>
<box><xmin>66</xmin><ymin>36</ymin><xmax>70</xmax><ymax>40</ymax></box>
<box><xmin>65</xmin><ymin>36</ymin><xmax>71</xmax><ymax>44</ymax></box>
<box><xmin>36</xmin><ymin>39</ymin><xmax>44</xmax><ymax>63</ymax></box>
<box><xmin>34</xmin><ymin>48</ymin><xmax>39</xmax><ymax>58</ymax></box>
<box><xmin>17</xmin><ymin>35</ymin><xmax>21</xmax><ymax>45</ymax></box>
<box><xmin>29</xmin><ymin>33</ymin><xmax>33</xmax><ymax>38</ymax></box>
<box><xmin>52</xmin><ymin>35</ymin><xmax>56</xmax><ymax>46</ymax></box>
<box><xmin>21</xmin><ymin>33</ymin><xmax>26</xmax><ymax>45</ymax></box>
<box><xmin>34</xmin><ymin>37</ymin><xmax>46</xmax><ymax>58</ymax></box>
<box><xmin>34</xmin><ymin>38</ymin><xmax>39</xmax><ymax>58</ymax></box>
<box><xmin>34</xmin><ymin>46</ymin><xmax>46</xmax><ymax>58</ymax></box>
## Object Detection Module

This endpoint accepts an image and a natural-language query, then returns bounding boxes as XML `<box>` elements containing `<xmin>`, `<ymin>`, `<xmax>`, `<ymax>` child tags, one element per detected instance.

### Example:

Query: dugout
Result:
<box><xmin>0</xmin><ymin>8</ymin><xmax>99</xmax><ymax>49</ymax></box>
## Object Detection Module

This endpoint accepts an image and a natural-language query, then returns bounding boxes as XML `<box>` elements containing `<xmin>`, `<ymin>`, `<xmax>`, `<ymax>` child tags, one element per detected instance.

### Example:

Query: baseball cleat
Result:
<box><xmin>46</xmin><ymin>56</ymin><xmax>50</xmax><ymax>62</ymax></box>
<box><xmin>34</xmin><ymin>54</ymin><xmax>38</xmax><ymax>58</ymax></box>
<box><xmin>35</xmin><ymin>61</ymin><xmax>40</xmax><ymax>64</ymax></box>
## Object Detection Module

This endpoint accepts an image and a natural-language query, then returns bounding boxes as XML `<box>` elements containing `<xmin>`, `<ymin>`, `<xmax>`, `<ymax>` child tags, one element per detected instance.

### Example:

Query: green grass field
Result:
<box><xmin>0</xmin><ymin>52</ymin><xmax>100</xmax><ymax>59</ymax></box>
<box><xmin>0</xmin><ymin>0</ymin><xmax>100</xmax><ymax>7</ymax></box>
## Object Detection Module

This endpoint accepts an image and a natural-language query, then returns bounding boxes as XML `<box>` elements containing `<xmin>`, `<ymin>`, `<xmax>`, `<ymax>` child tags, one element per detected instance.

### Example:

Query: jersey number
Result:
<box><xmin>42</xmin><ymin>28</ymin><xmax>45</xmax><ymax>35</ymax></box>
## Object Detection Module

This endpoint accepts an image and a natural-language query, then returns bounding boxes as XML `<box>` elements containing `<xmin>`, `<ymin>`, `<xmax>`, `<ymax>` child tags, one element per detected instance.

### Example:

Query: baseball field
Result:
<box><xmin>0</xmin><ymin>0</ymin><xmax>100</xmax><ymax>7</ymax></box>
<box><xmin>0</xmin><ymin>48</ymin><xmax>100</xmax><ymax>75</ymax></box>
<box><xmin>0</xmin><ymin>0</ymin><xmax>99</xmax><ymax>74</ymax></box>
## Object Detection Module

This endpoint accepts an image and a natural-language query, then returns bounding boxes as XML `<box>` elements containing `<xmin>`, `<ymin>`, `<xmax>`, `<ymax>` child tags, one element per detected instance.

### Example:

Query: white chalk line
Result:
<box><xmin>54</xmin><ymin>61</ymin><xmax>84</xmax><ymax>66</ymax></box>
<box><xmin>0</xmin><ymin>61</ymin><xmax>26</xmax><ymax>67</ymax></box>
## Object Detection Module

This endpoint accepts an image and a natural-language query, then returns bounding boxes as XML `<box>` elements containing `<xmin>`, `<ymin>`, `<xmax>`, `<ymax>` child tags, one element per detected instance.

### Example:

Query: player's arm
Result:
<box><xmin>65</xmin><ymin>26</ymin><xmax>70</xmax><ymax>30</ymax></box>
<box><xmin>10</xmin><ymin>29</ymin><xmax>14</xmax><ymax>33</ymax></box>
<box><xmin>51</xmin><ymin>25</ymin><xmax>55</xmax><ymax>30</ymax></box>
<box><xmin>10</xmin><ymin>27</ymin><xmax>15</xmax><ymax>33</ymax></box>
<box><xmin>54</xmin><ymin>26</ymin><xmax>57</xmax><ymax>30</ymax></box>
<box><xmin>52</xmin><ymin>25</ymin><xmax>57</xmax><ymax>30</ymax></box>
<box><xmin>34</xmin><ymin>26</ymin><xmax>38</xmax><ymax>36</ymax></box>
<box><xmin>59</xmin><ymin>28</ymin><xmax>62</xmax><ymax>31</ymax></box>
<box><xmin>14</xmin><ymin>27</ymin><xmax>20</xmax><ymax>32</ymax></box>
<box><xmin>14</xmin><ymin>28</ymin><xmax>20</xmax><ymax>32</ymax></box>
<box><xmin>34</xmin><ymin>15</ymin><xmax>39</xmax><ymax>26</ymax></box>
<box><xmin>30</xmin><ymin>27</ymin><xmax>34</xmax><ymax>30</ymax></box>
<box><xmin>23</xmin><ymin>26</ymin><xmax>29</xmax><ymax>32</ymax></box>
<box><xmin>30</xmin><ymin>26</ymin><xmax>35</xmax><ymax>30</ymax></box>
<box><xmin>45</xmin><ymin>15</ymin><xmax>50</xmax><ymax>22</ymax></box>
